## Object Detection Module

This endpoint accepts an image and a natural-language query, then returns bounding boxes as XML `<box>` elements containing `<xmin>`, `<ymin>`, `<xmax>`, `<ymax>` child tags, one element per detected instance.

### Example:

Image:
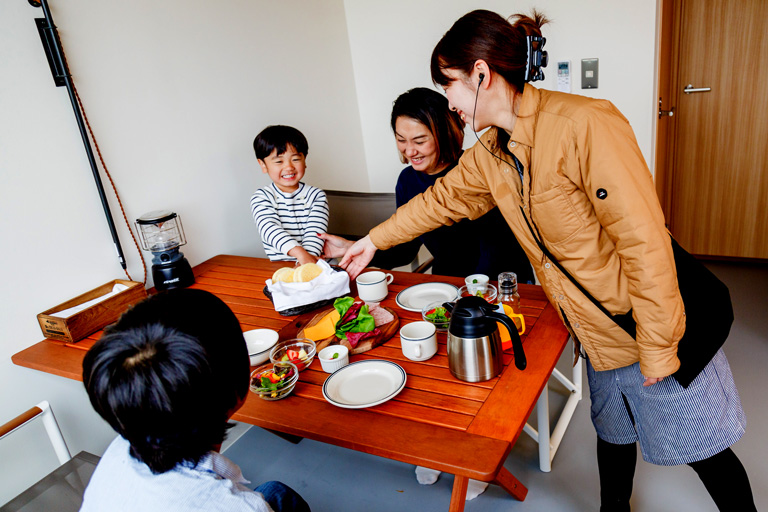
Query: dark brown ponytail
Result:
<box><xmin>431</xmin><ymin>9</ymin><xmax>549</xmax><ymax>93</ymax></box>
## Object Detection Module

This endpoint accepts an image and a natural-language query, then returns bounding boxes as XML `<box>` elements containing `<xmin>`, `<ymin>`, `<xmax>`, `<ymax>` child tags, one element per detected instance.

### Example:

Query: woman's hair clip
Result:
<box><xmin>525</xmin><ymin>35</ymin><xmax>548</xmax><ymax>82</ymax></box>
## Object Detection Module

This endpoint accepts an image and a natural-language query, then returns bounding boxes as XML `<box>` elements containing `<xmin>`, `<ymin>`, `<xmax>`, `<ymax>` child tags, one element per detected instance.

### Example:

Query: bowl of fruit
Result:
<box><xmin>269</xmin><ymin>338</ymin><xmax>316</xmax><ymax>371</ymax></box>
<box><xmin>249</xmin><ymin>361</ymin><xmax>299</xmax><ymax>400</ymax></box>
<box><xmin>422</xmin><ymin>300</ymin><xmax>453</xmax><ymax>331</ymax></box>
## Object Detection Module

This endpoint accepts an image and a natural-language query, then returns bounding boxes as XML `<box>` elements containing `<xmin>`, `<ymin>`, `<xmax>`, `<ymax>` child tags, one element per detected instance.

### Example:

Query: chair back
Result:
<box><xmin>325</xmin><ymin>190</ymin><xmax>397</xmax><ymax>240</ymax></box>
<box><xmin>0</xmin><ymin>401</ymin><xmax>98</xmax><ymax>511</ymax></box>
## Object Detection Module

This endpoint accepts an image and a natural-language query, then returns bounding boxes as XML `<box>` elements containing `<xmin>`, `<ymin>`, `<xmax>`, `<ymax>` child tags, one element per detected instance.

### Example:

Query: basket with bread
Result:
<box><xmin>264</xmin><ymin>259</ymin><xmax>350</xmax><ymax>316</ymax></box>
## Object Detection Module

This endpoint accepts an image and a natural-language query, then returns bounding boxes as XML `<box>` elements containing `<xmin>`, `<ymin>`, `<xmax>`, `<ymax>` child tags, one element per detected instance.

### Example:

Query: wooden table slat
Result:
<box><xmin>298</xmin><ymin>368</ymin><xmax>484</xmax><ymax>417</ymax></box>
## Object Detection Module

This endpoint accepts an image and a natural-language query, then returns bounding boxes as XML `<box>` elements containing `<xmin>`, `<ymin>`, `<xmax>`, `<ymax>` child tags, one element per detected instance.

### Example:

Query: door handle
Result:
<box><xmin>684</xmin><ymin>84</ymin><xmax>711</xmax><ymax>94</ymax></box>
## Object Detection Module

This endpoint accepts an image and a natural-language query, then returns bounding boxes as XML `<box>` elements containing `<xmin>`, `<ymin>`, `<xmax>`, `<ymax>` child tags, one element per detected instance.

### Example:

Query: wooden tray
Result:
<box><xmin>297</xmin><ymin>306</ymin><xmax>399</xmax><ymax>355</ymax></box>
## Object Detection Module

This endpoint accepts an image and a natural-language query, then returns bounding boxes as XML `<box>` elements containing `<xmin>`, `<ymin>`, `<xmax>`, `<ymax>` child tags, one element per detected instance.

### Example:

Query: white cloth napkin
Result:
<box><xmin>50</xmin><ymin>283</ymin><xmax>130</xmax><ymax>318</ymax></box>
<box><xmin>266</xmin><ymin>260</ymin><xmax>350</xmax><ymax>311</ymax></box>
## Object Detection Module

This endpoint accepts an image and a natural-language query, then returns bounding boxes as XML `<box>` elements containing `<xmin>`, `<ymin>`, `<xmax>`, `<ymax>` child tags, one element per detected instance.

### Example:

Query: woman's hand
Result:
<box><xmin>318</xmin><ymin>233</ymin><xmax>353</xmax><ymax>259</ymax></box>
<box><xmin>642</xmin><ymin>376</ymin><xmax>666</xmax><ymax>387</ymax></box>
<box><xmin>339</xmin><ymin>235</ymin><xmax>377</xmax><ymax>279</ymax></box>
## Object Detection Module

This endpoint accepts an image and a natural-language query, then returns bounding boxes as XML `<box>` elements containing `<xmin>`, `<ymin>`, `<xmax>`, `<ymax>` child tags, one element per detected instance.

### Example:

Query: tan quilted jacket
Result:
<box><xmin>371</xmin><ymin>85</ymin><xmax>685</xmax><ymax>377</ymax></box>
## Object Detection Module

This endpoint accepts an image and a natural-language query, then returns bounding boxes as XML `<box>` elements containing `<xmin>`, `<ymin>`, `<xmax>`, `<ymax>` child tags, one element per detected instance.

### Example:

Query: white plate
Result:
<box><xmin>322</xmin><ymin>360</ymin><xmax>406</xmax><ymax>409</ymax></box>
<box><xmin>395</xmin><ymin>282</ymin><xmax>459</xmax><ymax>312</ymax></box>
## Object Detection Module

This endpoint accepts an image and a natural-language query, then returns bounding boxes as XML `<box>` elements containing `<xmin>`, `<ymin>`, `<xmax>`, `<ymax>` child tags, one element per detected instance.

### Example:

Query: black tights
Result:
<box><xmin>597</xmin><ymin>438</ymin><xmax>756</xmax><ymax>512</ymax></box>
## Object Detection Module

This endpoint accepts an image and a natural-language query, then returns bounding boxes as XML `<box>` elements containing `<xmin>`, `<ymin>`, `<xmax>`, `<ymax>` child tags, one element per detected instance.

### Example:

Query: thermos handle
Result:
<box><xmin>486</xmin><ymin>311</ymin><xmax>527</xmax><ymax>370</ymax></box>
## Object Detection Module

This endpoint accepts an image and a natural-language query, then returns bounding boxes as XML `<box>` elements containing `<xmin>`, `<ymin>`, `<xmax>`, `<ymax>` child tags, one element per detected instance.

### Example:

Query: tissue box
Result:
<box><xmin>37</xmin><ymin>280</ymin><xmax>147</xmax><ymax>342</ymax></box>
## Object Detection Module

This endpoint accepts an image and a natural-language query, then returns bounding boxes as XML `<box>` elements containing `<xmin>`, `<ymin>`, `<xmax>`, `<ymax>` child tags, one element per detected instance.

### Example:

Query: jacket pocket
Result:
<box><xmin>530</xmin><ymin>186</ymin><xmax>584</xmax><ymax>245</ymax></box>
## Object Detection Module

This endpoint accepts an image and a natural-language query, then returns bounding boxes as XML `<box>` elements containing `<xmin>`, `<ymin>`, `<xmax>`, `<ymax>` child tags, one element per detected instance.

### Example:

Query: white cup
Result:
<box><xmin>356</xmin><ymin>271</ymin><xmax>394</xmax><ymax>302</ymax></box>
<box><xmin>399</xmin><ymin>321</ymin><xmax>438</xmax><ymax>361</ymax></box>
<box><xmin>318</xmin><ymin>345</ymin><xmax>350</xmax><ymax>373</ymax></box>
<box><xmin>465</xmin><ymin>274</ymin><xmax>489</xmax><ymax>294</ymax></box>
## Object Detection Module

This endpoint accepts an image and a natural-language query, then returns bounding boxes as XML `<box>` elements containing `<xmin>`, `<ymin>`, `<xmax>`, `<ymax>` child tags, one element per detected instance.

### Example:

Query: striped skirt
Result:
<box><xmin>586</xmin><ymin>348</ymin><xmax>746</xmax><ymax>466</ymax></box>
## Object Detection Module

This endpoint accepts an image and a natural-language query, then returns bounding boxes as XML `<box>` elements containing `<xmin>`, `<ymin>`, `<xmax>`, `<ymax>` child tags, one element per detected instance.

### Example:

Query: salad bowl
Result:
<box><xmin>421</xmin><ymin>300</ymin><xmax>452</xmax><ymax>331</ymax></box>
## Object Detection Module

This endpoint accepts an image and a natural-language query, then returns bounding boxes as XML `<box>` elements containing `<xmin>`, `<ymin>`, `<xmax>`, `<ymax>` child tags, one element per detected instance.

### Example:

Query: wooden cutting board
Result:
<box><xmin>292</xmin><ymin>306</ymin><xmax>399</xmax><ymax>355</ymax></box>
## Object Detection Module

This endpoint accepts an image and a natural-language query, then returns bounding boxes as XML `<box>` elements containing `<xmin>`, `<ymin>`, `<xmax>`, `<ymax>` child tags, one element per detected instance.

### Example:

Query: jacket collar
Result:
<box><xmin>490</xmin><ymin>83</ymin><xmax>539</xmax><ymax>151</ymax></box>
<box><xmin>513</xmin><ymin>84</ymin><xmax>540</xmax><ymax>147</ymax></box>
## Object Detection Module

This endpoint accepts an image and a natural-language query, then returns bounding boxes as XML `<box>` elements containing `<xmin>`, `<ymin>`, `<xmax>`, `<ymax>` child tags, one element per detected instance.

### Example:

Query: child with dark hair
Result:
<box><xmin>251</xmin><ymin>125</ymin><xmax>328</xmax><ymax>264</ymax></box>
<box><xmin>81</xmin><ymin>288</ymin><xmax>310</xmax><ymax>512</ymax></box>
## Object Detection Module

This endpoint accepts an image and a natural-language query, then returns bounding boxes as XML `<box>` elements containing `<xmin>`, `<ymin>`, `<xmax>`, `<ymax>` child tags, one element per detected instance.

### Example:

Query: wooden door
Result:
<box><xmin>657</xmin><ymin>0</ymin><xmax>768</xmax><ymax>259</ymax></box>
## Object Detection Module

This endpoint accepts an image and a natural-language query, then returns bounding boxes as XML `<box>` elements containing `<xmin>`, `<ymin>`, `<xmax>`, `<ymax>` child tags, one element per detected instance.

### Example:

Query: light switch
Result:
<box><xmin>581</xmin><ymin>58</ymin><xmax>598</xmax><ymax>89</ymax></box>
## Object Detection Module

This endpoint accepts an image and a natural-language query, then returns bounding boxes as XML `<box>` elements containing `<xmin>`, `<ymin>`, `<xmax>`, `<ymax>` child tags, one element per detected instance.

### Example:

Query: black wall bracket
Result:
<box><xmin>30</xmin><ymin>0</ymin><xmax>127</xmax><ymax>271</ymax></box>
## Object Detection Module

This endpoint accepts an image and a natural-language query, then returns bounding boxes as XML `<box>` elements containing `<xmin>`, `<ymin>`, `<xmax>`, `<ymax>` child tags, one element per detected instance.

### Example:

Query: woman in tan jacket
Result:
<box><xmin>340</xmin><ymin>9</ymin><xmax>755</xmax><ymax>512</ymax></box>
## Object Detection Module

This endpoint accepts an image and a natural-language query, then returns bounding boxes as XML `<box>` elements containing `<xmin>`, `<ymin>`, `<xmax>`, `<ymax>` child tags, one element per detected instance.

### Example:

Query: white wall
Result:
<box><xmin>344</xmin><ymin>0</ymin><xmax>659</xmax><ymax>191</ymax></box>
<box><xmin>0</xmin><ymin>0</ymin><xmax>659</xmax><ymax>504</ymax></box>
<box><xmin>0</xmin><ymin>0</ymin><xmax>365</xmax><ymax>503</ymax></box>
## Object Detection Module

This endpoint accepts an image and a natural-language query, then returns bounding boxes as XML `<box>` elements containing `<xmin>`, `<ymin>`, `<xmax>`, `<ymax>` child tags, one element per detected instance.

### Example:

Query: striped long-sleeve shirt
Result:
<box><xmin>250</xmin><ymin>182</ymin><xmax>328</xmax><ymax>261</ymax></box>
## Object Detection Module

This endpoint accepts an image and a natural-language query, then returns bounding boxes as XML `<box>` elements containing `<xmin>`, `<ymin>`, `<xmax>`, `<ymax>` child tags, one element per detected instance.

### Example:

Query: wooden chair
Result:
<box><xmin>0</xmin><ymin>401</ymin><xmax>99</xmax><ymax>511</ymax></box>
<box><xmin>325</xmin><ymin>189</ymin><xmax>433</xmax><ymax>273</ymax></box>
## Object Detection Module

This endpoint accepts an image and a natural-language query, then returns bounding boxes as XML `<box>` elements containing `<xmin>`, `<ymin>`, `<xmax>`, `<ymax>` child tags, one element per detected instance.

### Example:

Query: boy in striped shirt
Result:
<box><xmin>250</xmin><ymin>125</ymin><xmax>328</xmax><ymax>264</ymax></box>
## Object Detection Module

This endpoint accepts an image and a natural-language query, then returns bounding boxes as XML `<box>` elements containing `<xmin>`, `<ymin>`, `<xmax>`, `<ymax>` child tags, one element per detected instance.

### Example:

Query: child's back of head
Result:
<box><xmin>82</xmin><ymin>289</ymin><xmax>249</xmax><ymax>474</ymax></box>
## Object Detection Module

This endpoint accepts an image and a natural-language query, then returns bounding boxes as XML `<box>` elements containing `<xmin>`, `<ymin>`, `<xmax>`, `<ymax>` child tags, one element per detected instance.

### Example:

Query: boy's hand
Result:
<box><xmin>318</xmin><ymin>233</ymin><xmax>353</xmax><ymax>259</ymax></box>
<box><xmin>288</xmin><ymin>246</ymin><xmax>319</xmax><ymax>266</ymax></box>
<box><xmin>339</xmin><ymin>235</ymin><xmax>377</xmax><ymax>279</ymax></box>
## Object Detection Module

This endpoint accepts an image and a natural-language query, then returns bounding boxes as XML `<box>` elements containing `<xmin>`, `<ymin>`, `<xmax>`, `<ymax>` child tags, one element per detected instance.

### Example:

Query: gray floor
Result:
<box><xmin>226</xmin><ymin>261</ymin><xmax>768</xmax><ymax>511</ymax></box>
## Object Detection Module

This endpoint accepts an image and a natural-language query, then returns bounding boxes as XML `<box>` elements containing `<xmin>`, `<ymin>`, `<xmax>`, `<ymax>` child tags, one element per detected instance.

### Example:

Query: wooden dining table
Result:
<box><xmin>13</xmin><ymin>255</ymin><xmax>571</xmax><ymax>512</ymax></box>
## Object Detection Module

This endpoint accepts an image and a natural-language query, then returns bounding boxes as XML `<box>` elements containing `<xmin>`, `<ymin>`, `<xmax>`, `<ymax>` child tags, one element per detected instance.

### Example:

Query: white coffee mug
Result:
<box><xmin>400</xmin><ymin>321</ymin><xmax>438</xmax><ymax>361</ymax></box>
<box><xmin>356</xmin><ymin>271</ymin><xmax>394</xmax><ymax>302</ymax></box>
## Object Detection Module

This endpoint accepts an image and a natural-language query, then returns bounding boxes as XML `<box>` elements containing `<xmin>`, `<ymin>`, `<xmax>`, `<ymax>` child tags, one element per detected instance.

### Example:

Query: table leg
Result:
<box><xmin>537</xmin><ymin>383</ymin><xmax>552</xmax><ymax>472</ymax></box>
<box><xmin>493</xmin><ymin>467</ymin><xmax>529</xmax><ymax>501</ymax></box>
<box><xmin>448</xmin><ymin>475</ymin><xmax>469</xmax><ymax>512</ymax></box>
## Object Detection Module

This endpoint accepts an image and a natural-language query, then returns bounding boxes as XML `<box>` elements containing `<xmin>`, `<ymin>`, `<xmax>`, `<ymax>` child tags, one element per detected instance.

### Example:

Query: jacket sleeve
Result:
<box><xmin>574</xmin><ymin>102</ymin><xmax>685</xmax><ymax>377</ymax></box>
<box><xmin>370</xmin><ymin>147</ymin><xmax>497</xmax><ymax>250</ymax></box>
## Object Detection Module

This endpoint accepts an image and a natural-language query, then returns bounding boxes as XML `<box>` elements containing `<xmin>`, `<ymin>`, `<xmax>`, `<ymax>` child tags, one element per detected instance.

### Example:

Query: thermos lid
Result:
<box><xmin>447</xmin><ymin>296</ymin><xmax>500</xmax><ymax>338</ymax></box>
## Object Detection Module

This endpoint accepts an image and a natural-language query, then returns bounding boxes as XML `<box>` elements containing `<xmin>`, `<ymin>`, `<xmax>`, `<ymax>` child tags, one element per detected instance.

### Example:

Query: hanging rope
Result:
<box><xmin>35</xmin><ymin>0</ymin><xmax>146</xmax><ymax>284</ymax></box>
<box><xmin>71</xmin><ymin>83</ymin><xmax>147</xmax><ymax>285</ymax></box>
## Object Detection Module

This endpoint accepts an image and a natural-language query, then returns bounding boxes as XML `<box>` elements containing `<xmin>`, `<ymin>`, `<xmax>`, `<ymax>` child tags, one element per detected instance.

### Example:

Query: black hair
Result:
<box><xmin>82</xmin><ymin>289</ymin><xmax>249</xmax><ymax>474</ymax></box>
<box><xmin>390</xmin><ymin>87</ymin><xmax>465</xmax><ymax>167</ymax></box>
<box><xmin>253</xmin><ymin>125</ymin><xmax>309</xmax><ymax>160</ymax></box>
<box><xmin>431</xmin><ymin>10</ymin><xmax>549</xmax><ymax>93</ymax></box>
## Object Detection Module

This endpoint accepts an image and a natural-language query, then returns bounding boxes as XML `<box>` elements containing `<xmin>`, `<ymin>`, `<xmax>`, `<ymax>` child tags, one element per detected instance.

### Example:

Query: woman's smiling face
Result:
<box><xmin>394</xmin><ymin>116</ymin><xmax>440</xmax><ymax>174</ymax></box>
<box><xmin>441</xmin><ymin>68</ymin><xmax>485</xmax><ymax>130</ymax></box>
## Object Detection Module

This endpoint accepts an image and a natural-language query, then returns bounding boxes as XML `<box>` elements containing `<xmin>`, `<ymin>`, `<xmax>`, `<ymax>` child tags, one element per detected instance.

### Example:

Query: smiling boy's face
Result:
<box><xmin>258</xmin><ymin>144</ymin><xmax>306</xmax><ymax>193</ymax></box>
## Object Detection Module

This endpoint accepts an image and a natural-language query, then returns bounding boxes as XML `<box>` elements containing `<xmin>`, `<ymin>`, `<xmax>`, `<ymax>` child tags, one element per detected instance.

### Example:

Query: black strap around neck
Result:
<box><xmin>512</xmin><ymin>153</ymin><xmax>637</xmax><ymax>339</ymax></box>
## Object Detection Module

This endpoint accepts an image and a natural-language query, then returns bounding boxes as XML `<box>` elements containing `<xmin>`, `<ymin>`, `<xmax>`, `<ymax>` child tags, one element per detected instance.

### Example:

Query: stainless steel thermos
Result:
<box><xmin>444</xmin><ymin>296</ymin><xmax>526</xmax><ymax>382</ymax></box>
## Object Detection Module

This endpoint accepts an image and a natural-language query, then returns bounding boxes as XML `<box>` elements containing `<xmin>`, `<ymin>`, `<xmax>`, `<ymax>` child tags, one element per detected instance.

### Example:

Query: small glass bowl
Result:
<box><xmin>269</xmin><ymin>338</ymin><xmax>316</xmax><ymax>371</ymax></box>
<box><xmin>421</xmin><ymin>300</ymin><xmax>453</xmax><ymax>331</ymax></box>
<box><xmin>249</xmin><ymin>361</ymin><xmax>299</xmax><ymax>400</ymax></box>
<box><xmin>457</xmin><ymin>283</ymin><xmax>498</xmax><ymax>303</ymax></box>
